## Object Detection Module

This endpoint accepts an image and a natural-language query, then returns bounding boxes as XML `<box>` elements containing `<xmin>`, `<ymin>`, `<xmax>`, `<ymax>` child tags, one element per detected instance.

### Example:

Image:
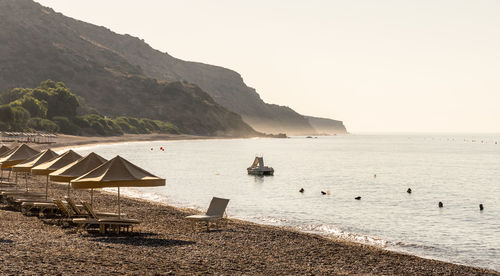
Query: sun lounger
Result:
<box><xmin>186</xmin><ymin>197</ymin><xmax>230</xmax><ymax>231</ymax></box>
<box><xmin>65</xmin><ymin>197</ymin><xmax>124</xmax><ymax>218</ymax></box>
<box><xmin>2</xmin><ymin>192</ymin><xmax>46</xmax><ymax>206</ymax></box>
<box><xmin>73</xmin><ymin>201</ymin><xmax>138</xmax><ymax>234</ymax></box>
<box><xmin>47</xmin><ymin>199</ymin><xmax>86</xmax><ymax>225</ymax></box>
<box><xmin>80</xmin><ymin>200</ymin><xmax>126</xmax><ymax>218</ymax></box>
<box><xmin>21</xmin><ymin>201</ymin><xmax>57</xmax><ymax>216</ymax></box>
<box><xmin>0</xmin><ymin>182</ymin><xmax>17</xmax><ymax>188</ymax></box>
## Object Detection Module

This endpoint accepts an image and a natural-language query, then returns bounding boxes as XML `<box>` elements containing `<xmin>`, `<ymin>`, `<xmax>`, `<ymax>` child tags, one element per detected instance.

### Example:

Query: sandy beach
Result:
<box><xmin>0</xmin><ymin>135</ymin><xmax>498</xmax><ymax>275</ymax></box>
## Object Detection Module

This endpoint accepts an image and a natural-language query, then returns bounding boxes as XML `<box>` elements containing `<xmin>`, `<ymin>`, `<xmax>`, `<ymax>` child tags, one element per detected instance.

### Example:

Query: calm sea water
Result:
<box><xmin>72</xmin><ymin>135</ymin><xmax>500</xmax><ymax>271</ymax></box>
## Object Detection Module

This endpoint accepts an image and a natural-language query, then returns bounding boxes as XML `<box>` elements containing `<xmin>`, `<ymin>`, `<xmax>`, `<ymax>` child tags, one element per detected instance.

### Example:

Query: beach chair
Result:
<box><xmin>73</xmin><ymin>201</ymin><xmax>138</xmax><ymax>234</ymax></box>
<box><xmin>22</xmin><ymin>201</ymin><xmax>57</xmax><ymax>217</ymax></box>
<box><xmin>64</xmin><ymin>197</ymin><xmax>87</xmax><ymax>217</ymax></box>
<box><xmin>66</xmin><ymin>197</ymin><xmax>125</xmax><ymax>218</ymax></box>
<box><xmin>186</xmin><ymin>197</ymin><xmax>230</xmax><ymax>231</ymax></box>
<box><xmin>51</xmin><ymin>199</ymin><xmax>78</xmax><ymax>225</ymax></box>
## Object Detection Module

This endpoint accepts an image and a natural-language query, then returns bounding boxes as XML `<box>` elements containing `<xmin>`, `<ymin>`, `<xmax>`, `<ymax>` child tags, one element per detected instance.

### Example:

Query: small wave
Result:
<box><xmin>296</xmin><ymin>224</ymin><xmax>387</xmax><ymax>247</ymax></box>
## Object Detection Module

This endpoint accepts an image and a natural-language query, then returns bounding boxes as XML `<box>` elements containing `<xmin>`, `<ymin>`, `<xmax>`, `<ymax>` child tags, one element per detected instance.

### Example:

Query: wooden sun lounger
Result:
<box><xmin>3</xmin><ymin>193</ymin><xmax>46</xmax><ymax>207</ymax></box>
<box><xmin>72</xmin><ymin>201</ymin><xmax>139</xmax><ymax>234</ymax></box>
<box><xmin>65</xmin><ymin>197</ymin><xmax>124</xmax><ymax>218</ymax></box>
<box><xmin>21</xmin><ymin>201</ymin><xmax>58</xmax><ymax>217</ymax></box>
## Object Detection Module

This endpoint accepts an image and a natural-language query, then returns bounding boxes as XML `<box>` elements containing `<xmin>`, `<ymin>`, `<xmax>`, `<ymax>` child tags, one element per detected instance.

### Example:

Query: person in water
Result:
<box><xmin>438</xmin><ymin>202</ymin><xmax>443</xmax><ymax>208</ymax></box>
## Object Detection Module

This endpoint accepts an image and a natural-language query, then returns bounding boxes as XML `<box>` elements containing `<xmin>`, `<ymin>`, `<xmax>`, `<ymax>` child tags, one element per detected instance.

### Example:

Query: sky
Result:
<box><xmin>36</xmin><ymin>0</ymin><xmax>500</xmax><ymax>133</ymax></box>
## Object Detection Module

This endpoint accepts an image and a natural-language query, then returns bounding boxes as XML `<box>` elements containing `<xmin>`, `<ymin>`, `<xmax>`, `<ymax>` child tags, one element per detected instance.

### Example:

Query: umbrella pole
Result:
<box><xmin>25</xmin><ymin>173</ymin><xmax>28</xmax><ymax>191</ymax></box>
<box><xmin>45</xmin><ymin>175</ymin><xmax>49</xmax><ymax>200</ymax></box>
<box><xmin>7</xmin><ymin>169</ymin><xmax>11</xmax><ymax>181</ymax></box>
<box><xmin>91</xmin><ymin>189</ymin><xmax>94</xmax><ymax>208</ymax></box>
<box><xmin>15</xmin><ymin>172</ymin><xmax>17</xmax><ymax>184</ymax></box>
<box><xmin>67</xmin><ymin>182</ymin><xmax>70</xmax><ymax>197</ymax></box>
<box><xmin>0</xmin><ymin>169</ymin><xmax>3</xmax><ymax>183</ymax></box>
<box><xmin>118</xmin><ymin>187</ymin><xmax>121</xmax><ymax>219</ymax></box>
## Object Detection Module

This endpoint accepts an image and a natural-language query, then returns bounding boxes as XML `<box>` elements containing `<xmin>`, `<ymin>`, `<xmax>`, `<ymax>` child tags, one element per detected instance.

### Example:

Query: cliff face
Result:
<box><xmin>0</xmin><ymin>0</ymin><xmax>258</xmax><ymax>137</ymax></box>
<box><xmin>57</xmin><ymin>8</ymin><xmax>347</xmax><ymax>135</ymax></box>
<box><xmin>307</xmin><ymin>116</ymin><xmax>348</xmax><ymax>135</ymax></box>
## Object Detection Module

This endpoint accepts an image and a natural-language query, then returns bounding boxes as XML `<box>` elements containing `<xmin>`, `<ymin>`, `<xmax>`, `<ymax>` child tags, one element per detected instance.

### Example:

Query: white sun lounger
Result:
<box><xmin>186</xmin><ymin>197</ymin><xmax>230</xmax><ymax>231</ymax></box>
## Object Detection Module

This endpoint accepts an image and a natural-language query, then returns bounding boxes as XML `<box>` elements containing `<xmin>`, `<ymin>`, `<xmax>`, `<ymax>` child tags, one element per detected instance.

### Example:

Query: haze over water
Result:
<box><xmin>74</xmin><ymin>135</ymin><xmax>500</xmax><ymax>270</ymax></box>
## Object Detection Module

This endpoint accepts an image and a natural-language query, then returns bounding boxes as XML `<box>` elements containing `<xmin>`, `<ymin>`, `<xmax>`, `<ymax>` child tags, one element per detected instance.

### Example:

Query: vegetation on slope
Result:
<box><xmin>0</xmin><ymin>80</ymin><xmax>179</xmax><ymax>136</ymax></box>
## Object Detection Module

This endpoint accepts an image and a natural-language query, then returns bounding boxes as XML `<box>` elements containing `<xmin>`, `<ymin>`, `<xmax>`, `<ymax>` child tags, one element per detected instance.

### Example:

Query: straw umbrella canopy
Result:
<box><xmin>49</xmin><ymin>152</ymin><xmax>107</xmax><ymax>199</ymax></box>
<box><xmin>0</xmin><ymin>145</ymin><xmax>10</xmax><ymax>157</ymax></box>
<box><xmin>0</xmin><ymin>144</ymin><xmax>40</xmax><ymax>169</ymax></box>
<box><xmin>71</xmin><ymin>155</ymin><xmax>165</xmax><ymax>218</ymax></box>
<box><xmin>31</xmin><ymin>150</ymin><xmax>82</xmax><ymax>199</ymax></box>
<box><xmin>12</xmin><ymin>149</ymin><xmax>60</xmax><ymax>190</ymax></box>
<box><xmin>0</xmin><ymin>144</ymin><xmax>39</xmax><ymax>183</ymax></box>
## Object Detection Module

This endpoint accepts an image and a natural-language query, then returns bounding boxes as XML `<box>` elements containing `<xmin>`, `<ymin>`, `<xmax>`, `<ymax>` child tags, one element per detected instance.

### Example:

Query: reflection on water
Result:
<box><xmin>75</xmin><ymin>134</ymin><xmax>500</xmax><ymax>271</ymax></box>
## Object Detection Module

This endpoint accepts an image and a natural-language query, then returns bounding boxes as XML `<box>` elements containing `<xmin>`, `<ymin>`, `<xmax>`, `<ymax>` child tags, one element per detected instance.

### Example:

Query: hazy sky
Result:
<box><xmin>36</xmin><ymin>0</ymin><xmax>500</xmax><ymax>133</ymax></box>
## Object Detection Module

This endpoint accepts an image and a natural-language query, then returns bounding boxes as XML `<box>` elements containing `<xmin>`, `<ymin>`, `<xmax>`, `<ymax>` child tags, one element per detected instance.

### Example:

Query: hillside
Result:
<box><xmin>0</xmin><ymin>0</ymin><xmax>258</xmax><ymax>137</ymax></box>
<box><xmin>0</xmin><ymin>0</ymin><xmax>347</xmax><ymax>135</ymax></box>
<box><xmin>66</xmin><ymin>17</ymin><xmax>347</xmax><ymax>135</ymax></box>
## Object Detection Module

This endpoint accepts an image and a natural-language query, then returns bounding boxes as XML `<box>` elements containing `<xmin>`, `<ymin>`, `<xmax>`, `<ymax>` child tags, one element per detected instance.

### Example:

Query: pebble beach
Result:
<box><xmin>1</xmin><ymin>176</ymin><xmax>498</xmax><ymax>275</ymax></box>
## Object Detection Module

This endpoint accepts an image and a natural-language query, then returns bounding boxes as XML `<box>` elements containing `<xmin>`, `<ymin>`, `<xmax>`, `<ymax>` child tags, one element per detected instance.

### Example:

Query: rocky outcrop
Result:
<box><xmin>307</xmin><ymin>116</ymin><xmax>347</xmax><ymax>135</ymax></box>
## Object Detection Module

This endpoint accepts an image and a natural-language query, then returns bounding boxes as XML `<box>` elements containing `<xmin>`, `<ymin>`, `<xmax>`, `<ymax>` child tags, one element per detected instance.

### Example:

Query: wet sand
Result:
<box><xmin>1</xmin><ymin>177</ymin><xmax>498</xmax><ymax>275</ymax></box>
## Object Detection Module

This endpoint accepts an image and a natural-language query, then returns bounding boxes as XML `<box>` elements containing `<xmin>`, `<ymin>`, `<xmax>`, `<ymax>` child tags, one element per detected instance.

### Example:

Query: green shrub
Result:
<box><xmin>52</xmin><ymin>116</ymin><xmax>79</xmax><ymax>135</ymax></box>
<box><xmin>27</xmin><ymin>117</ymin><xmax>59</xmax><ymax>132</ymax></box>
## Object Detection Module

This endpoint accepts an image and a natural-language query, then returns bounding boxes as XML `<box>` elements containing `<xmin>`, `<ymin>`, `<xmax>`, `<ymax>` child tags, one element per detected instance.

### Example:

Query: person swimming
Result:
<box><xmin>407</xmin><ymin>188</ymin><xmax>412</xmax><ymax>194</ymax></box>
<box><xmin>299</xmin><ymin>188</ymin><xmax>304</xmax><ymax>193</ymax></box>
<box><xmin>438</xmin><ymin>202</ymin><xmax>443</xmax><ymax>208</ymax></box>
<box><xmin>479</xmin><ymin>204</ymin><xmax>484</xmax><ymax>211</ymax></box>
<box><xmin>355</xmin><ymin>196</ymin><xmax>361</xmax><ymax>200</ymax></box>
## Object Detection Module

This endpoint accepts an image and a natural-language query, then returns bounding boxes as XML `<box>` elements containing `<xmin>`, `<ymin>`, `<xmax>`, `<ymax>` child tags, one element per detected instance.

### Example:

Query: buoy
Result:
<box><xmin>479</xmin><ymin>204</ymin><xmax>484</xmax><ymax>211</ymax></box>
<box><xmin>355</xmin><ymin>196</ymin><xmax>361</xmax><ymax>200</ymax></box>
<box><xmin>321</xmin><ymin>191</ymin><xmax>326</xmax><ymax>195</ymax></box>
<box><xmin>374</xmin><ymin>174</ymin><xmax>377</xmax><ymax>178</ymax></box>
<box><xmin>438</xmin><ymin>202</ymin><xmax>443</xmax><ymax>208</ymax></box>
<box><xmin>327</xmin><ymin>190</ymin><xmax>331</xmax><ymax>195</ymax></box>
<box><xmin>150</xmin><ymin>148</ymin><xmax>153</xmax><ymax>151</ymax></box>
<box><xmin>299</xmin><ymin>188</ymin><xmax>304</xmax><ymax>193</ymax></box>
<box><xmin>407</xmin><ymin>188</ymin><xmax>412</xmax><ymax>194</ymax></box>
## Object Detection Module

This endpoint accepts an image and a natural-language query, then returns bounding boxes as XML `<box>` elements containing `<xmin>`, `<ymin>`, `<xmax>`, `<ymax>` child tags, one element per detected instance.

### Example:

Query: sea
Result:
<box><xmin>71</xmin><ymin>134</ymin><xmax>500</xmax><ymax>271</ymax></box>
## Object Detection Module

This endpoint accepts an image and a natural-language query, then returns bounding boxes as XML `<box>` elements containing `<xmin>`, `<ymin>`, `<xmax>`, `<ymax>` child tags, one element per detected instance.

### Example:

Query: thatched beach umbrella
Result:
<box><xmin>0</xmin><ymin>145</ymin><xmax>11</xmax><ymax>156</ymax></box>
<box><xmin>0</xmin><ymin>145</ymin><xmax>11</xmax><ymax>181</ymax></box>
<box><xmin>49</xmin><ymin>152</ymin><xmax>107</xmax><ymax>200</ymax></box>
<box><xmin>31</xmin><ymin>150</ymin><xmax>82</xmax><ymax>200</ymax></box>
<box><xmin>71</xmin><ymin>156</ymin><xmax>165</xmax><ymax>218</ymax></box>
<box><xmin>0</xmin><ymin>144</ymin><xmax>39</xmax><ymax>183</ymax></box>
<box><xmin>12</xmin><ymin>149</ymin><xmax>59</xmax><ymax>190</ymax></box>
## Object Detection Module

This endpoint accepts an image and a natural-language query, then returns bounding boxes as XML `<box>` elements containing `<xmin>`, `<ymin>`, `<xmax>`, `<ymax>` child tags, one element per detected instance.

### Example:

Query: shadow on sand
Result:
<box><xmin>0</xmin><ymin>238</ymin><xmax>14</xmax><ymax>244</ymax></box>
<box><xmin>90</xmin><ymin>233</ymin><xmax>195</xmax><ymax>248</ymax></box>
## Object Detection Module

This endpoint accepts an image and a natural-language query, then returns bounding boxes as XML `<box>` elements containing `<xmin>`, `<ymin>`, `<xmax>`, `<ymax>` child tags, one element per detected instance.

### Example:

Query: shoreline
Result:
<box><xmin>3</xmin><ymin>134</ymin><xmax>499</xmax><ymax>274</ymax></box>
<box><xmin>1</xmin><ymin>180</ymin><xmax>498</xmax><ymax>275</ymax></box>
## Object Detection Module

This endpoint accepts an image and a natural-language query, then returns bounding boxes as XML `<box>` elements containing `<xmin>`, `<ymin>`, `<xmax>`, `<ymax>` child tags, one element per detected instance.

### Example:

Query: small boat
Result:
<box><xmin>247</xmin><ymin>156</ymin><xmax>274</xmax><ymax>176</ymax></box>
